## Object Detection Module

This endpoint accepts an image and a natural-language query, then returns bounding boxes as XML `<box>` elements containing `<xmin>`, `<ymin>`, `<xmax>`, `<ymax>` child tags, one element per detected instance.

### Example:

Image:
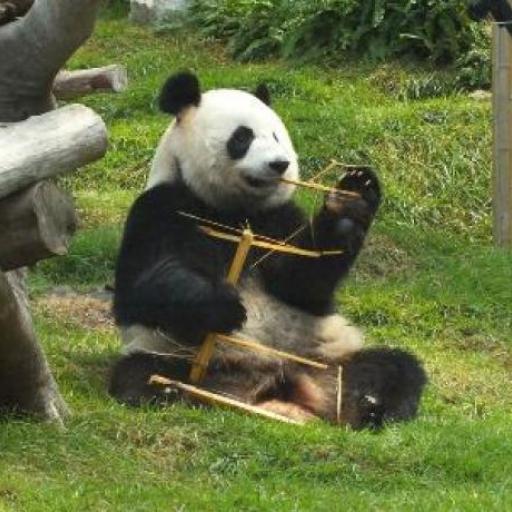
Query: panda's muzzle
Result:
<box><xmin>243</xmin><ymin>160</ymin><xmax>290</xmax><ymax>188</ymax></box>
<box><xmin>244</xmin><ymin>176</ymin><xmax>277</xmax><ymax>188</ymax></box>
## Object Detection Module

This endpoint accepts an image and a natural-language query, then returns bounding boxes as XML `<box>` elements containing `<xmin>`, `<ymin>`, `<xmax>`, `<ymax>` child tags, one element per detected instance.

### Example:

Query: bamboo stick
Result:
<box><xmin>189</xmin><ymin>229</ymin><xmax>254</xmax><ymax>383</ymax></box>
<box><xmin>199</xmin><ymin>226</ymin><xmax>342</xmax><ymax>258</ymax></box>
<box><xmin>310</xmin><ymin>161</ymin><xmax>372</xmax><ymax>184</ymax></box>
<box><xmin>216</xmin><ymin>334</ymin><xmax>329</xmax><ymax>370</ymax></box>
<box><xmin>336</xmin><ymin>365</ymin><xmax>343</xmax><ymax>424</ymax></box>
<box><xmin>280</xmin><ymin>177</ymin><xmax>361</xmax><ymax>199</ymax></box>
<box><xmin>149</xmin><ymin>375</ymin><xmax>303</xmax><ymax>425</ymax></box>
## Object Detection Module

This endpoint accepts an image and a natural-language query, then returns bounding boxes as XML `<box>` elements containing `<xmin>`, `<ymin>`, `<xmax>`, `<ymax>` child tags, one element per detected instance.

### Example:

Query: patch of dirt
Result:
<box><xmin>36</xmin><ymin>288</ymin><xmax>114</xmax><ymax>331</ymax></box>
<box><xmin>355</xmin><ymin>232</ymin><xmax>414</xmax><ymax>280</ymax></box>
<box><xmin>450</xmin><ymin>333</ymin><xmax>512</xmax><ymax>370</ymax></box>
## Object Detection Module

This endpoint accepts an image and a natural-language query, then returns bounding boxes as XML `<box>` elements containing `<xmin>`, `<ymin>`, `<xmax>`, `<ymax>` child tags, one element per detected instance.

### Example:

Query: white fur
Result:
<box><xmin>147</xmin><ymin>89</ymin><xmax>299</xmax><ymax>210</ymax></box>
<box><xmin>121</xmin><ymin>278</ymin><xmax>363</xmax><ymax>362</ymax></box>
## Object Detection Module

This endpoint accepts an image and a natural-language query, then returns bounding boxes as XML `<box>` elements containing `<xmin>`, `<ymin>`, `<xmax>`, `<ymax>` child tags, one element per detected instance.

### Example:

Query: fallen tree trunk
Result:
<box><xmin>0</xmin><ymin>181</ymin><xmax>77</xmax><ymax>271</ymax></box>
<box><xmin>0</xmin><ymin>269</ymin><xmax>69</xmax><ymax>423</ymax></box>
<box><xmin>53</xmin><ymin>65</ymin><xmax>128</xmax><ymax>99</ymax></box>
<box><xmin>0</xmin><ymin>104</ymin><xmax>107</xmax><ymax>199</ymax></box>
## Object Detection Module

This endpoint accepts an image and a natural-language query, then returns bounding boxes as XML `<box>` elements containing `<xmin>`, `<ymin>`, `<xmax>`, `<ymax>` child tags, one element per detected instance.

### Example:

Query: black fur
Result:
<box><xmin>254</xmin><ymin>83</ymin><xmax>271</xmax><ymax>106</ymax></box>
<box><xmin>262</xmin><ymin>167</ymin><xmax>381</xmax><ymax>314</ymax></box>
<box><xmin>226</xmin><ymin>126</ymin><xmax>255</xmax><ymax>160</ymax></box>
<box><xmin>109</xmin><ymin>352</ymin><xmax>190</xmax><ymax>406</ymax></box>
<box><xmin>158</xmin><ymin>72</ymin><xmax>201</xmax><ymax>116</ymax></box>
<box><xmin>113</xmin><ymin>167</ymin><xmax>381</xmax><ymax>342</ymax></box>
<box><xmin>342</xmin><ymin>348</ymin><xmax>427</xmax><ymax>430</ymax></box>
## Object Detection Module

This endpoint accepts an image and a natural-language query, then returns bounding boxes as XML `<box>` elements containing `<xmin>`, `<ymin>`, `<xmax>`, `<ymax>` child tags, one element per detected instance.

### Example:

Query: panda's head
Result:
<box><xmin>148</xmin><ymin>72</ymin><xmax>299</xmax><ymax>211</ymax></box>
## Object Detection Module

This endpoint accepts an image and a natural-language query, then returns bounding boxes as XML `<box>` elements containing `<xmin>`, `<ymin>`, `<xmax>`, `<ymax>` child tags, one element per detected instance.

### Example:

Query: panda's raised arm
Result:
<box><xmin>113</xmin><ymin>184</ymin><xmax>247</xmax><ymax>341</ymax></box>
<box><xmin>259</xmin><ymin>168</ymin><xmax>381</xmax><ymax>316</ymax></box>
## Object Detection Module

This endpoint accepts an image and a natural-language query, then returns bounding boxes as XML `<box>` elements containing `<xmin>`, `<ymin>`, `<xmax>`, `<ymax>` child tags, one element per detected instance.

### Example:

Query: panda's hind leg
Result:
<box><xmin>254</xmin><ymin>368</ymin><xmax>331</xmax><ymax>423</ymax></box>
<box><xmin>109</xmin><ymin>352</ymin><xmax>190</xmax><ymax>406</ymax></box>
<box><xmin>340</xmin><ymin>347</ymin><xmax>428</xmax><ymax>430</ymax></box>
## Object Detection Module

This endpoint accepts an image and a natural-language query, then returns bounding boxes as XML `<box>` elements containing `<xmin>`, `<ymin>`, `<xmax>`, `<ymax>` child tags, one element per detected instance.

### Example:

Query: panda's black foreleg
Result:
<box><xmin>308</xmin><ymin>165</ymin><xmax>381</xmax><ymax>275</ymax></box>
<box><xmin>115</xmin><ymin>259</ymin><xmax>247</xmax><ymax>343</ymax></box>
<box><xmin>262</xmin><ymin>167</ymin><xmax>381</xmax><ymax>315</ymax></box>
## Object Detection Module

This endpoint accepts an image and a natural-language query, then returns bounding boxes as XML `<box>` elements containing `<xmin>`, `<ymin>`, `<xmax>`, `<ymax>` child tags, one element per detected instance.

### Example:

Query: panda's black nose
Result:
<box><xmin>269</xmin><ymin>160</ymin><xmax>290</xmax><ymax>175</ymax></box>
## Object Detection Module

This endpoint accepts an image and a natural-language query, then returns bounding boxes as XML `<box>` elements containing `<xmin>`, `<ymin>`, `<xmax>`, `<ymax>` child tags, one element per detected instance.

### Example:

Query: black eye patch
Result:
<box><xmin>227</xmin><ymin>126</ymin><xmax>255</xmax><ymax>160</ymax></box>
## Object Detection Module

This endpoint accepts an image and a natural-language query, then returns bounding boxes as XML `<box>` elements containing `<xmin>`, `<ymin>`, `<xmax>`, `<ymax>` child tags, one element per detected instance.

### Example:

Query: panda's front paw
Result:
<box><xmin>325</xmin><ymin>166</ymin><xmax>381</xmax><ymax>220</ymax></box>
<box><xmin>321</xmin><ymin>167</ymin><xmax>381</xmax><ymax>253</ymax></box>
<box><xmin>207</xmin><ymin>284</ymin><xmax>247</xmax><ymax>334</ymax></box>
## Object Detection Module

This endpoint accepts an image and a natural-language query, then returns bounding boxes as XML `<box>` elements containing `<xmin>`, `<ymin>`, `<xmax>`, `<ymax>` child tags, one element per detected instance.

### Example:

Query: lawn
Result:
<box><xmin>1</xmin><ymin>4</ymin><xmax>511</xmax><ymax>511</ymax></box>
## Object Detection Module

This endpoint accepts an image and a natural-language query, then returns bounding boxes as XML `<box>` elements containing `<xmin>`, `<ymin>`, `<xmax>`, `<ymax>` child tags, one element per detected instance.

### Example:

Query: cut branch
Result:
<box><xmin>53</xmin><ymin>65</ymin><xmax>128</xmax><ymax>99</ymax></box>
<box><xmin>0</xmin><ymin>0</ymin><xmax>102</xmax><ymax>122</ymax></box>
<box><xmin>0</xmin><ymin>269</ymin><xmax>69</xmax><ymax>422</ymax></box>
<box><xmin>0</xmin><ymin>181</ymin><xmax>77</xmax><ymax>271</ymax></box>
<box><xmin>0</xmin><ymin>104</ymin><xmax>107</xmax><ymax>199</ymax></box>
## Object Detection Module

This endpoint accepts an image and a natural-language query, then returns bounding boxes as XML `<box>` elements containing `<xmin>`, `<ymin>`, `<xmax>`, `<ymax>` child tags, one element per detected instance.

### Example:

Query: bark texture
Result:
<box><xmin>0</xmin><ymin>182</ymin><xmax>77</xmax><ymax>271</ymax></box>
<box><xmin>0</xmin><ymin>0</ymin><xmax>102</xmax><ymax>422</ymax></box>
<box><xmin>0</xmin><ymin>104</ymin><xmax>107</xmax><ymax>199</ymax></box>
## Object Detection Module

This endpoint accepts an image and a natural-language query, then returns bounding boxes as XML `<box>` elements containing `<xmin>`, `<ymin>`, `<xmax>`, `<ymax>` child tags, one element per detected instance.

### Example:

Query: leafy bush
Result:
<box><xmin>189</xmin><ymin>0</ymin><xmax>489</xmax><ymax>67</ymax></box>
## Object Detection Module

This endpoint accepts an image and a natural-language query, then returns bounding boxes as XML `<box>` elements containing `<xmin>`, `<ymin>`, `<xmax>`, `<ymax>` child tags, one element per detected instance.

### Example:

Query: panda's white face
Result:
<box><xmin>149</xmin><ymin>88</ymin><xmax>299</xmax><ymax>210</ymax></box>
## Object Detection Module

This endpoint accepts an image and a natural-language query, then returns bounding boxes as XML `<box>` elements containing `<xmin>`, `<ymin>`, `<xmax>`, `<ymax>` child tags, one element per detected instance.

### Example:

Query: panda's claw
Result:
<box><xmin>333</xmin><ymin>166</ymin><xmax>381</xmax><ymax>215</ymax></box>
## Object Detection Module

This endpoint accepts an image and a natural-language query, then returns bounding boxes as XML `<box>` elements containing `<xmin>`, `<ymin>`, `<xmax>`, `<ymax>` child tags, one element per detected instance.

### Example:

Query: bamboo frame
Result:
<box><xmin>199</xmin><ymin>226</ymin><xmax>342</xmax><ymax>258</ymax></box>
<box><xmin>336</xmin><ymin>365</ymin><xmax>343</xmax><ymax>424</ymax></box>
<box><xmin>189</xmin><ymin>229</ymin><xmax>254</xmax><ymax>383</ymax></box>
<box><xmin>159</xmin><ymin>163</ymin><xmax>359</xmax><ymax>418</ymax></box>
<box><xmin>149</xmin><ymin>375</ymin><xmax>303</xmax><ymax>424</ymax></box>
<box><xmin>216</xmin><ymin>334</ymin><xmax>329</xmax><ymax>370</ymax></box>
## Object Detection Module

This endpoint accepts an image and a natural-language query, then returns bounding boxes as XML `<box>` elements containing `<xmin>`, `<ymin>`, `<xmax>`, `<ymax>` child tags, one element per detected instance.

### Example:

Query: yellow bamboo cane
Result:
<box><xmin>189</xmin><ymin>229</ymin><xmax>255</xmax><ymax>383</ymax></box>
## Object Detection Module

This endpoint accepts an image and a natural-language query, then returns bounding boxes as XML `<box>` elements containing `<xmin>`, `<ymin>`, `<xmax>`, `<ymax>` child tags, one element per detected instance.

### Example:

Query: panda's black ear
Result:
<box><xmin>159</xmin><ymin>72</ymin><xmax>201</xmax><ymax>115</ymax></box>
<box><xmin>254</xmin><ymin>83</ymin><xmax>271</xmax><ymax>106</ymax></box>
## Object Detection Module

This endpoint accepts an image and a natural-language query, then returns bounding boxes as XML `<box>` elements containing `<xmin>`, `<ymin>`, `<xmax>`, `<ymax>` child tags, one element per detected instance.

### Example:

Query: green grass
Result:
<box><xmin>1</xmin><ymin>6</ymin><xmax>511</xmax><ymax>511</ymax></box>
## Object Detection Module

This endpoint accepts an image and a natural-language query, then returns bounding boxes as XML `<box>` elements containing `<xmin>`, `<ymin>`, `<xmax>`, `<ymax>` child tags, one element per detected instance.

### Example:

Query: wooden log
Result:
<box><xmin>0</xmin><ymin>269</ymin><xmax>69</xmax><ymax>422</ymax></box>
<box><xmin>0</xmin><ymin>0</ymin><xmax>102</xmax><ymax>122</ymax></box>
<box><xmin>0</xmin><ymin>181</ymin><xmax>77</xmax><ymax>271</ymax></box>
<box><xmin>492</xmin><ymin>22</ymin><xmax>512</xmax><ymax>247</ymax></box>
<box><xmin>53</xmin><ymin>65</ymin><xmax>128</xmax><ymax>99</ymax></box>
<box><xmin>0</xmin><ymin>104</ymin><xmax>107</xmax><ymax>199</ymax></box>
<box><xmin>0</xmin><ymin>0</ymin><xmax>33</xmax><ymax>26</ymax></box>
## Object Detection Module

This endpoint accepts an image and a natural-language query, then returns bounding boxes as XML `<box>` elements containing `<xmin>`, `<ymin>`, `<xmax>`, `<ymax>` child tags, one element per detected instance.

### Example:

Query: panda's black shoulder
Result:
<box><xmin>125</xmin><ymin>182</ymin><xmax>200</xmax><ymax>229</ymax></box>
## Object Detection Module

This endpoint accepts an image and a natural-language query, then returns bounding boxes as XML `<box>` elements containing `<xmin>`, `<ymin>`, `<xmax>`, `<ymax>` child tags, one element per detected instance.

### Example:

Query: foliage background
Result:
<box><xmin>188</xmin><ymin>0</ymin><xmax>492</xmax><ymax>91</ymax></box>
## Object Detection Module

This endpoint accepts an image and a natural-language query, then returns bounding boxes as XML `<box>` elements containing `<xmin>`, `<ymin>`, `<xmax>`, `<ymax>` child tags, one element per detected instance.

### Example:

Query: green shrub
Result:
<box><xmin>189</xmin><ymin>0</ymin><xmax>489</xmax><ymax>69</ymax></box>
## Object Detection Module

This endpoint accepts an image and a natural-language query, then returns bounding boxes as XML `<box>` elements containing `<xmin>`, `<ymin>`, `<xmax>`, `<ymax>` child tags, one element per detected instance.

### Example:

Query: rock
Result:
<box><xmin>130</xmin><ymin>0</ymin><xmax>188</xmax><ymax>24</ymax></box>
<box><xmin>468</xmin><ymin>89</ymin><xmax>492</xmax><ymax>101</ymax></box>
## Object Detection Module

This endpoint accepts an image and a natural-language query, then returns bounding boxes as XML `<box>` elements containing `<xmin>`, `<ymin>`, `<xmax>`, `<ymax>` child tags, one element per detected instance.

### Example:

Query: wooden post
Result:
<box><xmin>493</xmin><ymin>22</ymin><xmax>512</xmax><ymax>247</ymax></box>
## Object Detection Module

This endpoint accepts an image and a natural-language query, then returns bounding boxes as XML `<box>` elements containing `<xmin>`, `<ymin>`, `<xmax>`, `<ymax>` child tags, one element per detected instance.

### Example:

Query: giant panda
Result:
<box><xmin>110</xmin><ymin>71</ymin><xmax>427</xmax><ymax>429</ymax></box>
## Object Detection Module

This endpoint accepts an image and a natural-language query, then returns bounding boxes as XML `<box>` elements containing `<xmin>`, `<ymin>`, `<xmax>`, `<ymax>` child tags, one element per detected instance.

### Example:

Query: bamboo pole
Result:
<box><xmin>189</xmin><ymin>229</ymin><xmax>255</xmax><ymax>383</ymax></box>
<box><xmin>199</xmin><ymin>225</ymin><xmax>342</xmax><ymax>258</ymax></box>
<box><xmin>149</xmin><ymin>375</ymin><xmax>303</xmax><ymax>424</ymax></box>
<box><xmin>280</xmin><ymin>177</ymin><xmax>360</xmax><ymax>199</ymax></box>
<box><xmin>493</xmin><ymin>21</ymin><xmax>512</xmax><ymax>247</ymax></box>
<box><xmin>216</xmin><ymin>334</ymin><xmax>329</xmax><ymax>370</ymax></box>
